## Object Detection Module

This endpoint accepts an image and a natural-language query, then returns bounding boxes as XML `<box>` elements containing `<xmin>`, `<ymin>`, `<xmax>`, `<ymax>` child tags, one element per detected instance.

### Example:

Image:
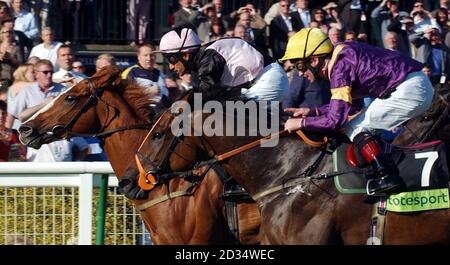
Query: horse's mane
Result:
<box><xmin>118</xmin><ymin>80</ymin><xmax>157</xmax><ymax>122</ymax></box>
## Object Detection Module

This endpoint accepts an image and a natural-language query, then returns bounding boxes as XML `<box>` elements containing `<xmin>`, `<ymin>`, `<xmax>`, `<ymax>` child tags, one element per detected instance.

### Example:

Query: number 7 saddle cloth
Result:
<box><xmin>333</xmin><ymin>140</ymin><xmax>449</xmax><ymax>194</ymax></box>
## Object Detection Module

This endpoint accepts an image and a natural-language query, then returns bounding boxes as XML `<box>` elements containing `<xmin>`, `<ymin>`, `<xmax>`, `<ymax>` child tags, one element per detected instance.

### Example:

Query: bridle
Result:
<box><xmin>45</xmin><ymin>78</ymin><xmax>150</xmax><ymax>141</ymax></box>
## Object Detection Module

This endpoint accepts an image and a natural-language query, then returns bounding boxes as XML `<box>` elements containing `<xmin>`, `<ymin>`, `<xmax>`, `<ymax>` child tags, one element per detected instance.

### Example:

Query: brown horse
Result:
<box><xmin>18</xmin><ymin>66</ymin><xmax>260</xmax><ymax>245</ymax></box>
<box><xmin>138</xmin><ymin>92</ymin><xmax>450</xmax><ymax>244</ymax></box>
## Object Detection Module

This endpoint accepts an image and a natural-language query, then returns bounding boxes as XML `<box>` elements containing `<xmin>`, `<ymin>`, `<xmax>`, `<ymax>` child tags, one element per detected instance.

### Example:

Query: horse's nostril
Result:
<box><xmin>18</xmin><ymin>125</ymin><xmax>34</xmax><ymax>137</ymax></box>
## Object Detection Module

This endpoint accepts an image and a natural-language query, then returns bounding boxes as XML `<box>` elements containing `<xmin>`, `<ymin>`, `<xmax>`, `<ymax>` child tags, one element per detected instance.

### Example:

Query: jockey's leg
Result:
<box><xmin>353</xmin><ymin>131</ymin><xmax>404</xmax><ymax>195</ymax></box>
<box><xmin>346</xmin><ymin>71</ymin><xmax>434</xmax><ymax>195</ymax></box>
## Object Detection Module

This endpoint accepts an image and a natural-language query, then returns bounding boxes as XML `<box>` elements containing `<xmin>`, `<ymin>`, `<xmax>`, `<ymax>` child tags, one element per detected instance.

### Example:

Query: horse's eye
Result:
<box><xmin>153</xmin><ymin>132</ymin><xmax>162</xmax><ymax>140</ymax></box>
<box><xmin>64</xmin><ymin>95</ymin><xmax>78</xmax><ymax>104</ymax></box>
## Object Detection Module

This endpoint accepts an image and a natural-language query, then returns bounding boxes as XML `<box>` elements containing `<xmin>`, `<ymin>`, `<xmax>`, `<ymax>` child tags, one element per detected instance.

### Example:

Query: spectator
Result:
<box><xmin>7</xmin><ymin>59</ymin><xmax>64</xmax><ymax>123</ymax></box>
<box><xmin>0</xmin><ymin>78</ymin><xmax>7</xmax><ymax>101</ymax></box>
<box><xmin>264</xmin><ymin>0</ymin><xmax>296</xmax><ymax>26</ymax></box>
<box><xmin>6</xmin><ymin>59</ymin><xmax>88</xmax><ymax>162</ymax></box>
<box><xmin>26</xmin><ymin>135</ymin><xmax>89</xmax><ymax>162</ymax></box>
<box><xmin>411</xmin><ymin>0</ymin><xmax>438</xmax><ymax>33</ymax></box>
<box><xmin>345</xmin><ymin>30</ymin><xmax>356</xmax><ymax>41</ymax></box>
<box><xmin>5</xmin><ymin>63</ymin><xmax>34</xmax><ymax>129</ymax></box>
<box><xmin>291</xmin><ymin>0</ymin><xmax>311</xmax><ymax>31</ymax></box>
<box><xmin>233</xmin><ymin>23</ymin><xmax>248</xmax><ymax>41</ymax></box>
<box><xmin>28</xmin><ymin>27</ymin><xmax>62</xmax><ymax>70</ymax></box>
<box><xmin>173</xmin><ymin>0</ymin><xmax>204</xmax><ymax>28</ymax></box>
<box><xmin>236</xmin><ymin>11</ymin><xmax>267</xmax><ymax>53</ymax></box>
<box><xmin>270</xmin><ymin>0</ymin><xmax>296</xmax><ymax>59</ymax></box>
<box><xmin>10</xmin><ymin>0</ymin><xmax>39</xmax><ymax>42</ymax></box>
<box><xmin>196</xmin><ymin>3</ymin><xmax>217</xmax><ymax>44</ymax></box>
<box><xmin>338</xmin><ymin>0</ymin><xmax>366</xmax><ymax>36</ymax></box>
<box><xmin>311</xmin><ymin>8</ymin><xmax>331</xmax><ymax>34</ymax></box>
<box><xmin>127</xmin><ymin>0</ymin><xmax>151</xmax><ymax>46</ymax></box>
<box><xmin>433</xmin><ymin>7</ymin><xmax>450</xmax><ymax>39</ymax></box>
<box><xmin>384</xmin><ymin>31</ymin><xmax>400</xmax><ymax>51</ymax></box>
<box><xmin>95</xmin><ymin>53</ymin><xmax>116</xmax><ymax>73</ymax></box>
<box><xmin>82</xmin><ymin>136</ymin><xmax>107</xmax><ymax>162</ymax></box>
<box><xmin>72</xmin><ymin>60</ymin><xmax>85</xmax><ymax>75</ymax></box>
<box><xmin>371</xmin><ymin>0</ymin><xmax>409</xmax><ymax>49</ymax></box>
<box><xmin>410</xmin><ymin>26</ymin><xmax>450</xmax><ymax>85</ymax></box>
<box><xmin>229</xmin><ymin>3</ymin><xmax>267</xmax><ymax>30</ymax></box>
<box><xmin>422</xmin><ymin>63</ymin><xmax>432</xmax><ymax>79</ymax></box>
<box><xmin>211</xmin><ymin>0</ymin><xmax>231</xmax><ymax>29</ymax></box>
<box><xmin>328</xmin><ymin>27</ymin><xmax>342</xmax><ymax>45</ymax></box>
<box><xmin>209</xmin><ymin>17</ymin><xmax>225</xmax><ymax>42</ymax></box>
<box><xmin>26</xmin><ymin>55</ymin><xmax>39</xmax><ymax>64</ymax></box>
<box><xmin>0</xmin><ymin>1</ymin><xmax>11</xmax><ymax>24</ymax></box>
<box><xmin>52</xmin><ymin>45</ymin><xmax>87</xmax><ymax>87</ymax></box>
<box><xmin>121</xmin><ymin>42</ymin><xmax>168</xmax><ymax>108</ymax></box>
<box><xmin>0</xmin><ymin>24</ymin><xmax>22</xmax><ymax>82</ymax></box>
<box><xmin>0</xmin><ymin>99</ymin><xmax>25</xmax><ymax>161</ymax></box>
<box><xmin>388</xmin><ymin>15</ymin><xmax>417</xmax><ymax>57</ymax></box>
<box><xmin>1</xmin><ymin>14</ymin><xmax>31</xmax><ymax>60</ymax></box>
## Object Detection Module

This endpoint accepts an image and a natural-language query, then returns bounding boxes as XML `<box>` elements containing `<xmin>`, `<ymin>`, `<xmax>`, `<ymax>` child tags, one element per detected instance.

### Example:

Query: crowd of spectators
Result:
<box><xmin>1</xmin><ymin>0</ymin><xmax>450</xmax><ymax>162</ymax></box>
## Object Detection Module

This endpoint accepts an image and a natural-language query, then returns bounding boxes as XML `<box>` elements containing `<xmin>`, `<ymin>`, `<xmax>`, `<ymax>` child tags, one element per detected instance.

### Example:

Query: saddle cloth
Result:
<box><xmin>333</xmin><ymin>141</ymin><xmax>450</xmax><ymax>194</ymax></box>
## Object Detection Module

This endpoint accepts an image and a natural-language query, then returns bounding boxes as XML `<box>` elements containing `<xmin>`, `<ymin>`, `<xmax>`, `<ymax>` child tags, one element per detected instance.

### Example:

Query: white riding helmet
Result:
<box><xmin>157</xmin><ymin>28</ymin><xmax>202</xmax><ymax>54</ymax></box>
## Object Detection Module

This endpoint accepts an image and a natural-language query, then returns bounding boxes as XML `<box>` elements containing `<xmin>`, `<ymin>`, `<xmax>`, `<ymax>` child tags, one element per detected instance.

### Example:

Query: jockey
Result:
<box><xmin>281</xmin><ymin>28</ymin><xmax>434</xmax><ymax>196</ymax></box>
<box><xmin>155</xmin><ymin>27</ymin><xmax>288</xmax><ymax>101</ymax></box>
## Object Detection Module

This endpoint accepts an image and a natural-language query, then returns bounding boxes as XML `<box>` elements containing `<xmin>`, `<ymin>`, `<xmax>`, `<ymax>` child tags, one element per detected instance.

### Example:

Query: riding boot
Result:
<box><xmin>353</xmin><ymin>132</ymin><xmax>404</xmax><ymax>196</ymax></box>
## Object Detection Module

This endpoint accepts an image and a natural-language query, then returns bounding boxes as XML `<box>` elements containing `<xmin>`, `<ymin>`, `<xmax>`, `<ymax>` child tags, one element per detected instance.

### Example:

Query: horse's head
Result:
<box><xmin>18</xmin><ymin>65</ymin><xmax>149</xmax><ymax>149</ymax></box>
<box><xmin>136</xmin><ymin>92</ymin><xmax>208</xmax><ymax>179</ymax></box>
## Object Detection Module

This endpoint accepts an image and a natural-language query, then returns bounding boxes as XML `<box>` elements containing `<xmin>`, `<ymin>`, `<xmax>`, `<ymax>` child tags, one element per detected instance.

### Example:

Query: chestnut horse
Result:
<box><xmin>138</xmin><ymin>92</ymin><xmax>450</xmax><ymax>244</ymax></box>
<box><xmin>18</xmin><ymin>66</ymin><xmax>260</xmax><ymax>245</ymax></box>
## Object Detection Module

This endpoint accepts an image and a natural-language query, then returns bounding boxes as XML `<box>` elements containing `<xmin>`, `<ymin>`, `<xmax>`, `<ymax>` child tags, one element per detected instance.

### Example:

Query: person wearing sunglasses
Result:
<box><xmin>281</xmin><ymin>28</ymin><xmax>433</xmax><ymax>196</ymax></box>
<box><xmin>156</xmin><ymin>26</ymin><xmax>288</xmax><ymax>101</ymax></box>
<box><xmin>7</xmin><ymin>59</ymin><xmax>65</xmax><ymax>123</ymax></box>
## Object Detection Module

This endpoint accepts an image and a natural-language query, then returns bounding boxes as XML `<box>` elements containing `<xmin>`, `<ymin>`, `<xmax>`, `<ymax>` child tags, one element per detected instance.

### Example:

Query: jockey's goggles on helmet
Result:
<box><xmin>291</xmin><ymin>58</ymin><xmax>311</xmax><ymax>73</ymax></box>
<box><xmin>163</xmin><ymin>53</ymin><xmax>184</xmax><ymax>64</ymax></box>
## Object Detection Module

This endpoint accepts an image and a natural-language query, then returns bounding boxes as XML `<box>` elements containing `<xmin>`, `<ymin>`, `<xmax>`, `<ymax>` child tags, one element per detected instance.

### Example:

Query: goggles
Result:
<box><xmin>163</xmin><ymin>53</ymin><xmax>183</xmax><ymax>64</ymax></box>
<box><xmin>291</xmin><ymin>59</ymin><xmax>312</xmax><ymax>73</ymax></box>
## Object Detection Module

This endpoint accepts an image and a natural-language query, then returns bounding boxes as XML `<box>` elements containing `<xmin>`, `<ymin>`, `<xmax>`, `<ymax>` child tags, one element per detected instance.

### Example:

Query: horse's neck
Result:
<box><xmin>98</xmin><ymin>96</ymin><xmax>148</xmax><ymax>178</ymax></box>
<box><xmin>204</xmin><ymin>134</ymin><xmax>330</xmax><ymax>196</ymax></box>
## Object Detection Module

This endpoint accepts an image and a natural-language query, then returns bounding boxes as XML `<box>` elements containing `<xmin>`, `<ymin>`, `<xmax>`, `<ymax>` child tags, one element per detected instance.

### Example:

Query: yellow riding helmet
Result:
<box><xmin>280</xmin><ymin>28</ymin><xmax>333</xmax><ymax>62</ymax></box>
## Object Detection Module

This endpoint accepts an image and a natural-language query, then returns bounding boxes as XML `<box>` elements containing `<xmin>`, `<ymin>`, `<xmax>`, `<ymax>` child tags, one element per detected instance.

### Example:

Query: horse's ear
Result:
<box><xmin>90</xmin><ymin>65</ymin><xmax>123</xmax><ymax>89</ymax></box>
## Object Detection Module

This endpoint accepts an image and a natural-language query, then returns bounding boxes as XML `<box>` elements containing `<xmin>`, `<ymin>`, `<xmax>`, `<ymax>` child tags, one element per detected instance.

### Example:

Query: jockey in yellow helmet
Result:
<box><xmin>281</xmin><ymin>28</ymin><xmax>434</xmax><ymax>196</ymax></box>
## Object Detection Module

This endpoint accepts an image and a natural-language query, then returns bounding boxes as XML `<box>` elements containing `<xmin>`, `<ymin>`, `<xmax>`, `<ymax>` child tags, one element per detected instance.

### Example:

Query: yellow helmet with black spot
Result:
<box><xmin>280</xmin><ymin>28</ymin><xmax>333</xmax><ymax>62</ymax></box>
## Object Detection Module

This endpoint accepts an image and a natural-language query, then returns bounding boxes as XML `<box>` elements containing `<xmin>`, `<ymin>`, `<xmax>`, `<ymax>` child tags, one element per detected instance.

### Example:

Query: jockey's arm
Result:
<box><xmin>195</xmin><ymin>48</ymin><xmax>226</xmax><ymax>100</ymax></box>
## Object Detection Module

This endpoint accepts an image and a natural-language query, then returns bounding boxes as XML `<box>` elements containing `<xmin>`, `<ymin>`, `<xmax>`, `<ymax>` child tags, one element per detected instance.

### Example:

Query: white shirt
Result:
<box><xmin>14</xmin><ymin>11</ymin><xmax>39</xmax><ymax>40</ymax></box>
<box><xmin>29</xmin><ymin>41</ymin><xmax>63</xmax><ymax>69</ymax></box>
<box><xmin>281</xmin><ymin>15</ymin><xmax>293</xmax><ymax>32</ymax></box>
<box><xmin>52</xmin><ymin>68</ymin><xmax>87</xmax><ymax>87</ymax></box>
<box><xmin>7</xmin><ymin>82</ymin><xmax>66</xmax><ymax>119</ymax></box>
<box><xmin>26</xmin><ymin>137</ymin><xmax>89</xmax><ymax>162</ymax></box>
<box><xmin>297</xmin><ymin>8</ymin><xmax>310</xmax><ymax>27</ymax></box>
